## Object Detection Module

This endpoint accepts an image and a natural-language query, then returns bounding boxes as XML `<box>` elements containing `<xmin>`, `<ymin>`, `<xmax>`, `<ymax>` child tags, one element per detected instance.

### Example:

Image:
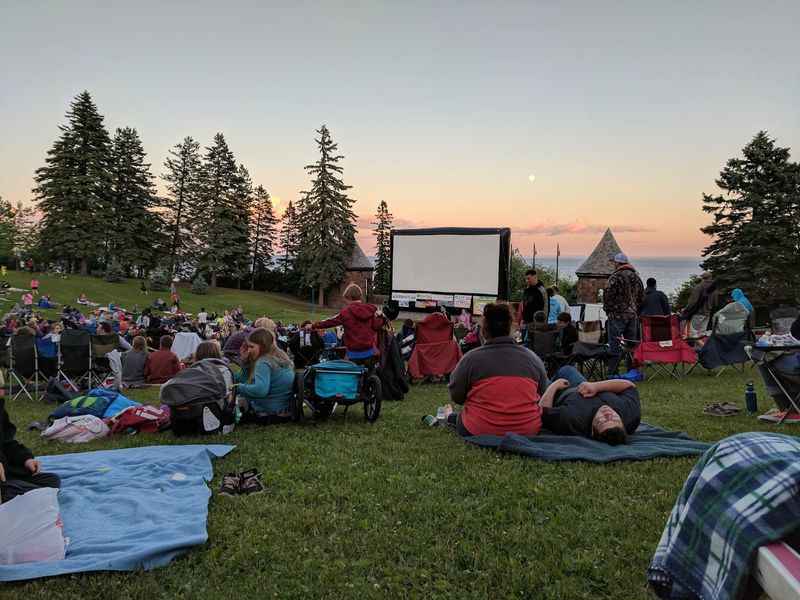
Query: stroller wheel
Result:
<box><xmin>292</xmin><ymin>373</ymin><xmax>305</xmax><ymax>422</ymax></box>
<box><xmin>363</xmin><ymin>374</ymin><xmax>382</xmax><ymax>423</ymax></box>
<box><xmin>314</xmin><ymin>401</ymin><xmax>334</xmax><ymax>420</ymax></box>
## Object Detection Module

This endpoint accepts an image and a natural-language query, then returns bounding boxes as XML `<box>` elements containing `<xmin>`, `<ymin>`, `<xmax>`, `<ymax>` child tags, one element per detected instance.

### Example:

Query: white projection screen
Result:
<box><xmin>391</xmin><ymin>228</ymin><xmax>511</xmax><ymax>298</ymax></box>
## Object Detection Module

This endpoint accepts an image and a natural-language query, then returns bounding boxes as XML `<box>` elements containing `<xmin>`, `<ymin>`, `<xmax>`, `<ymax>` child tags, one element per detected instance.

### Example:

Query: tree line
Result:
<box><xmin>0</xmin><ymin>91</ymin><xmax>397</xmax><ymax>300</ymax></box>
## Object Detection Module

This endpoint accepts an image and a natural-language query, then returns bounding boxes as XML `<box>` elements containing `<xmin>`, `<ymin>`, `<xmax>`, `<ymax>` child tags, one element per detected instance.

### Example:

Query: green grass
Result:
<box><xmin>1</xmin><ymin>276</ymin><xmax>797</xmax><ymax>599</ymax></box>
<box><xmin>1</xmin><ymin>270</ymin><xmax>331</xmax><ymax>324</ymax></box>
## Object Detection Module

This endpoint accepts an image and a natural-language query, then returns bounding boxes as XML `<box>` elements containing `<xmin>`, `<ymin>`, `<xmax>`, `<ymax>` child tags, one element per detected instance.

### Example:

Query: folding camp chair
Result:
<box><xmin>36</xmin><ymin>335</ymin><xmax>59</xmax><ymax>380</ymax></box>
<box><xmin>568</xmin><ymin>341</ymin><xmax>609</xmax><ymax>381</ymax></box>
<box><xmin>58</xmin><ymin>329</ymin><xmax>92</xmax><ymax>391</ymax></box>
<box><xmin>691</xmin><ymin>306</ymin><xmax>754</xmax><ymax>377</ymax></box>
<box><xmin>7</xmin><ymin>334</ymin><xmax>39</xmax><ymax>401</ymax></box>
<box><xmin>746</xmin><ymin>344</ymin><xmax>800</xmax><ymax>424</ymax></box>
<box><xmin>91</xmin><ymin>333</ymin><xmax>118</xmax><ymax>387</ymax></box>
<box><xmin>530</xmin><ymin>329</ymin><xmax>563</xmax><ymax>376</ymax></box>
<box><xmin>628</xmin><ymin>315</ymin><xmax>697</xmax><ymax>381</ymax></box>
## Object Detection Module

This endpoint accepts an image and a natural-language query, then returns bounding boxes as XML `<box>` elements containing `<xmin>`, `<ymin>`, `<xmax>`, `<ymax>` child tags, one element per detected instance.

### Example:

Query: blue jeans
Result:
<box><xmin>758</xmin><ymin>354</ymin><xmax>800</xmax><ymax>411</ymax></box>
<box><xmin>554</xmin><ymin>365</ymin><xmax>588</xmax><ymax>387</ymax></box>
<box><xmin>606</xmin><ymin>317</ymin><xmax>639</xmax><ymax>375</ymax></box>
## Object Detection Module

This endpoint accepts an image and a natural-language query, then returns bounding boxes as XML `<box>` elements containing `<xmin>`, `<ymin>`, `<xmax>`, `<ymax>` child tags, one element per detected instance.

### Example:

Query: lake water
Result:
<box><xmin>530</xmin><ymin>256</ymin><xmax>703</xmax><ymax>296</ymax></box>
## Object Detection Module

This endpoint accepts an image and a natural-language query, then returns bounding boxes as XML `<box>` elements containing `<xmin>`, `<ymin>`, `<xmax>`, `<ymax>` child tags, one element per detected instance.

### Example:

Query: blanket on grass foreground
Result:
<box><xmin>465</xmin><ymin>423</ymin><xmax>710</xmax><ymax>462</ymax></box>
<box><xmin>648</xmin><ymin>432</ymin><xmax>800</xmax><ymax>600</ymax></box>
<box><xmin>0</xmin><ymin>444</ymin><xmax>234</xmax><ymax>582</ymax></box>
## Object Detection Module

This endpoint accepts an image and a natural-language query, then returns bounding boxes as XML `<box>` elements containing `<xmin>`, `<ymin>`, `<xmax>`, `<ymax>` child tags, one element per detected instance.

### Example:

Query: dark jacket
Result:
<box><xmin>603</xmin><ymin>265</ymin><xmax>645</xmax><ymax>319</ymax></box>
<box><xmin>1</xmin><ymin>397</ymin><xmax>34</xmax><ymax>473</ymax></box>
<box><xmin>315</xmin><ymin>302</ymin><xmax>385</xmax><ymax>353</ymax></box>
<box><xmin>681</xmin><ymin>280</ymin><xmax>720</xmax><ymax>320</ymax></box>
<box><xmin>521</xmin><ymin>283</ymin><xmax>548</xmax><ymax>323</ymax></box>
<box><xmin>144</xmin><ymin>349</ymin><xmax>181</xmax><ymax>384</ymax></box>
<box><xmin>289</xmin><ymin>330</ymin><xmax>325</xmax><ymax>369</ymax></box>
<box><xmin>640</xmin><ymin>287</ymin><xmax>671</xmax><ymax>317</ymax></box>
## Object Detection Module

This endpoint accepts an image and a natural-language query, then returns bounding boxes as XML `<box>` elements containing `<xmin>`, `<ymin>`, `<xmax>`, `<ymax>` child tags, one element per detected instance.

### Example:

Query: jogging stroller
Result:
<box><xmin>296</xmin><ymin>359</ymin><xmax>381</xmax><ymax>422</ymax></box>
<box><xmin>160</xmin><ymin>358</ymin><xmax>236</xmax><ymax>435</ymax></box>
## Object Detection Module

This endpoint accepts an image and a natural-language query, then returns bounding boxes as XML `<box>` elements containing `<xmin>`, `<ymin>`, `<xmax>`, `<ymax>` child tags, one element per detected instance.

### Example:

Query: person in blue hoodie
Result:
<box><xmin>235</xmin><ymin>327</ymin><xmax>295</xmax><ymax>424</ymax></box>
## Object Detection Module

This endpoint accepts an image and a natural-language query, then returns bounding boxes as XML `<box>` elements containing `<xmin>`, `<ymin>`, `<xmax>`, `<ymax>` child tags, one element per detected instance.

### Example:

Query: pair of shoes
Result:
<box><xmin>219</xmin><ymin>468</ymin><xmax>265</xmax><ymax>496</ymax></box>
<box><xmin>703</xmin><ymin>402</ymin><xmax>740</xmax><ymax>417</ymax></box>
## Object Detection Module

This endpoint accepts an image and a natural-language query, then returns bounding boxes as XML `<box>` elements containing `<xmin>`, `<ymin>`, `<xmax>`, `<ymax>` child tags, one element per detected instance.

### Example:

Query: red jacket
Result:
<box><xmin>315</xmin><ymin>302</ymin><xmax>384</xmax><ymax>353</ymax></box>
<box><xmin>144</xmin><ymin>349</ymin><xmax>181</xmax><ymax>384</ymax></box>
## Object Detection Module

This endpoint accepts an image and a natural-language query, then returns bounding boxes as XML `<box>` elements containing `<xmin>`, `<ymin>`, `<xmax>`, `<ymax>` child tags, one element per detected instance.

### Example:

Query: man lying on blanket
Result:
<box><xmin>538</xmin><ymin>366</ymin><xmax>641</xmax><ymax>445</ymax></box>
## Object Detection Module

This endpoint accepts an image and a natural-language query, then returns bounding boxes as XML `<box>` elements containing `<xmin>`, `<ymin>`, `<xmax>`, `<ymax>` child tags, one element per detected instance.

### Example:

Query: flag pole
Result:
<box><xmin>532</xmin><ymin>243</ymin><xmax>537</xmax><ymax>268</ymax></box>
<box><xmin>556</xmin><ymin>243</ymin><xmax>560</xmax><ymax>287</ymax></box>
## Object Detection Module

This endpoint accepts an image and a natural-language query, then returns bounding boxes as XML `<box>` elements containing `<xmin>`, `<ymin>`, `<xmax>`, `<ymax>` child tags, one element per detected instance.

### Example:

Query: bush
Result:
<box><xmin>148</xmin><ymin>270</ymin><xmax>169</xmax><ymax>292</ymax></box>
<box><xmin>191</xmin><ymin>276</ymin><xmax>209</xmax><ymax>295</ymax></box>
<box><xmin>104</xmin><ymin>262</ymin><xmax>126</xmax><ymax>283</ymax></box>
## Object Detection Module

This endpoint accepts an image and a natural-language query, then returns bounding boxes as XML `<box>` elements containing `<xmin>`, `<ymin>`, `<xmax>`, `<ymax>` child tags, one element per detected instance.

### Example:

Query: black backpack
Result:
<box><xmin>42</xmin><ymin>377</ymin><xmax>79</xmax><ymax>404</ymax></box>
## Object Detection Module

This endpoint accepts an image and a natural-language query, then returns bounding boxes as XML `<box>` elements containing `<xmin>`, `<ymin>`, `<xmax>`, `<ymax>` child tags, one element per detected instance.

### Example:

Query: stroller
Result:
<box><xmin>160</xmin><ymin>358</ymin><xmax>236</xmax><ymax>435</ymax></box>
<box><xmin>296</xmin><ymin>359</ymin><xmax>381</xmax><ymax>422</ymax></box>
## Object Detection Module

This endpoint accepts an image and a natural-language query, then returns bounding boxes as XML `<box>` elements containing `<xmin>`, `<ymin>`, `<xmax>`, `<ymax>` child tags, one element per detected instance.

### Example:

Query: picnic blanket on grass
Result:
<box><xmin>465</xmin><ymin>423</ymin><xmax>710</xmax><ymax>462</ymax></box>
<box><xmin>647</xmin><ymin>432</ymin><xmax>800</xmax><ymax>600</ymax></box>
<box><xmin>0</xmin><ymin>444</ymin><xmax>234</xmax><ymax>582</ymax></box>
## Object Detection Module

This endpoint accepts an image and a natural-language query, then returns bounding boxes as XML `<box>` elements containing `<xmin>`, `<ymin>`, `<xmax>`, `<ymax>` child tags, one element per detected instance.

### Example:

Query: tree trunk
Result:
<box><xmin>211</xmin><ymin>271</ymin><xmax>217</xmax><ymax>288</ymax></box>
<box><xmin>80</xmin><ymin>258</ymin><xmax>88</xmax><ymax>276</ymax></box>
<box><xmin>318</xmin><ymin>285</ymin><xmax>325</xmax><ymax>307</ymax></box>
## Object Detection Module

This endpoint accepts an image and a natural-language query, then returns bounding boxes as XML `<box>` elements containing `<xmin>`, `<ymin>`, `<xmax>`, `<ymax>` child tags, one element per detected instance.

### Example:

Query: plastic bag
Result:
<box><xmin>42</xmin><ymin>415</ymin><xmax>110</xmax><ymax>443</ymax></box>
<box><xmin>0</xmin><ymin>488</ymin><xmax>66</xmax><ymax>565</ymax></box>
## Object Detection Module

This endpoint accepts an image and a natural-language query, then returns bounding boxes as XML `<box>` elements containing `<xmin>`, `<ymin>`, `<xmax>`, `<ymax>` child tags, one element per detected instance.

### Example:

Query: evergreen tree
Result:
<box><xmin>701</xmin><ymin>131</ymin><xmax>800</xmax><ymax>305</ymax></box>
<box><xmin>372</xmin><ymin>200</ymin><xmax>393</xmax><ymax>294</ymax></box>
<box><xmin>0</xmin><ymin>196</ymin><xmax>15</xmax><ymax>263</ymax></box>
<box><xmin>107</xmin><ymin>127</ymin><xmax>162</xmax><ymax>274</ymax></box>
<box><xmin>296</xmin><ymin>125</ymin><xmax>357</xmax><ymax>305</ymax></box>
<box><xmin>249</xmin><ymin>184</ymin><xmax>277</xmax><ymax>290</ymax></box>
<box><xmin>161</xmin><ymin>136</ymin><xmax>202</xmax><ymax>276</ymax></box>
<box><xmin>33</xmin><ymin>90</ymin><xmax>113</xmax><ymax>274</ymax></box>
<box><xmin>278</xmin><ymin>200</ymin><xmax>300</xmax><ymax>274</ymax></box>
<box><xmin>196</xmin><ymin>133</ymin><xmax>250</xmax><ymax>287</ymax></box>
<box><xmin>13</xmin><ymin>201</ymin><xmax>39</xmax><ymax>268</ymax></box>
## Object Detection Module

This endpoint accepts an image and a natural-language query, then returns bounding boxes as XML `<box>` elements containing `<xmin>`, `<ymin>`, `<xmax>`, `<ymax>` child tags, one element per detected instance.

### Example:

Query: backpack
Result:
<box><xmin>49</xmin><ymin>393</ymin><xmax>114</xmax><ymax>423</ymax></box>
<box><xmin>42</xmin><ymin>377</ymin><xmax>79</xmax><ymax>404</ymax></box>
<box><xmin>108</xmin><ymin>405</ymin><xmax>171</xmax><ymax>435</ymax></box>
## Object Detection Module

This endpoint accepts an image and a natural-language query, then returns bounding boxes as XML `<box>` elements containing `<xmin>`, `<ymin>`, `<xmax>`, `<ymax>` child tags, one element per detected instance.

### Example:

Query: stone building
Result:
<box><xmin>575</xmin><ymin>229</ymin><xmax>628</xmax><ymax>303</ymax></box>
<box><xmin>327</xmin><ymin>243</ymin><xmax>374</xmax><ymax>308</ymax></box>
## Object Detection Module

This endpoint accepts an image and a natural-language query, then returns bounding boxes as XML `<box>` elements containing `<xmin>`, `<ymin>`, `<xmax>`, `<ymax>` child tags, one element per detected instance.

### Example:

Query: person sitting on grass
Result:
<box><xmin>235</xmin><ymin>327</ymin><xmax>295</xmax><ymax>424</ymax></box>
<box><xmin>313</xmin><ymin>283</ymin><xmax>386</xmax><ymax>362</ymax></box>
<box><xmin>538</xmin><ymin>365</ymin><xmax>641</xmax><ymax>444</ymax></box>
<box><xmin>121</xmin><ymin>335</ymin><xmax>148</xmax><ymax>388</ymax></box>
<box><xmin>447</xmin><ymin>302</ymin><xmax>548</xmax><ymax>437</ymax></box>
<box><xmin>1</xmin><ymin>394</ymin><xmax>60</xmax><ymax>502</ymax></box>
<box><xmin>144</xmin><ymin>335</ymin><xmax>181</xmax><ymax>384</ymax></box>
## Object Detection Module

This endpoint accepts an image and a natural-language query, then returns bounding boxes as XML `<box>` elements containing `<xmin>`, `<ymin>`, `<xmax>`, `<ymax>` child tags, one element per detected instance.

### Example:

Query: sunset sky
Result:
<box><xmin>2</xmin><ymin>2</ymin><xmax>798</xmax><ymax>258</ymax></box>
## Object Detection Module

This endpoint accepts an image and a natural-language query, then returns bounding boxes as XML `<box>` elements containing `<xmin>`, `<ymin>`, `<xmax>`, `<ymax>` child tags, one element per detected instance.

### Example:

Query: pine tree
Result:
<box><xmin>196</xmin><ymin>133</ymin><xmax>250</xmax><ymax>287</ymax></box>
<box><xmin>372</xmin><ymin>200</ymin><xmax>393</xmax><ymax>294</ymax></box>
<box><xmin>231</xmin><ymin>164</ymin><xmax>255</xmax><ymax>287</ymax></box>
<box><xmin>0</xmin><ymin>196</ymin><xmax>15</xmax><ymax>263</ymax></box>
<box><xmin>161</xmin><ymin>136</ymin><xmax>202</xmax><ymax>276</ymax></box>
<box><xmin>107</xmin><ymin>127</ymin><xmax>162</xmax><ymax>274</ymax></box>
<box><xmin>13</xmin><ymin>201</ymin><xmax>38</xmax><ymax>268</ymax></box>
<box><xmin>249</xmin><ymin>185</ymin><xmax>277</xmax><ymax>290</ymax></box>
<box><xmin>296</xmin><ymin>125</ymin><xmax>357</xmax><ymax>305</ymax></box>
<box><xmin>701</xmin><ymin>131</ymin><xmax>800</xmax><ymax>305</ymax></box>
<box><xmin>278</xmin><ymin>200</ymin><xmax>300</xmax><ymax>274</ymax></box>
<box><xmin>33</xmin><ymin>91</ymin><xmax>113</xmax><ymax>274</ymax></box>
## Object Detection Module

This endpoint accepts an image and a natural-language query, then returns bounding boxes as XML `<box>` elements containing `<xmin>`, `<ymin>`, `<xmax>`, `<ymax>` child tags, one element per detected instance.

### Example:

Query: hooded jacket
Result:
<box><xmin>315</xmin><ymin>302</ymin><xmax>385</xmax><ymax>353</ymax></box>
<box><xmin>640</xmin><ymin>286</ymin><xmax>671</xmax><ymax>317</ymax></box>
<box><xmin>1</xmin><ymin>397</ymin><xmax>34</xmax><ymax>472</ymax></box>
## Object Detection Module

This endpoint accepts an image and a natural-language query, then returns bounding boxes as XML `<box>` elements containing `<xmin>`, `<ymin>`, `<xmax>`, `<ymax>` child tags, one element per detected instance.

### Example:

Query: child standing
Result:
<box><xmin>313</xmin><ymin>284</ymin><xmax>386</xmax><ymax>361</ymax></box>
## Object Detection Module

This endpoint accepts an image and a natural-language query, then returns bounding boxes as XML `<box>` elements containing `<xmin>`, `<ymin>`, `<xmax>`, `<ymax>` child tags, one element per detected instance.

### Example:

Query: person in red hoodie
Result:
<box><xmin>144</xmin><ymin>335</ymin><xmax>181</xmax><ymax>384</ymax></box>
<box><xmin>313</xmin><ymin>284</ymin><xmax>385</xmax><ymax>361</ymax></box>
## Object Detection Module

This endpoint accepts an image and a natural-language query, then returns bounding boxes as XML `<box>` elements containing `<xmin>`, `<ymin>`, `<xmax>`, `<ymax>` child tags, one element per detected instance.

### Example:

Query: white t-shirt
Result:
<box><xmin>197</xmin><ymin>312</ymin><xmax>208</xmax><ymax>324</ymax></box>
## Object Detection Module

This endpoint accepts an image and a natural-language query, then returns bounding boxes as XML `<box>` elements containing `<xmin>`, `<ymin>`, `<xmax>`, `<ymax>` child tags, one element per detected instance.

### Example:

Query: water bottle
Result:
<box><xmin>745</xmin><ymin>381</ymin><xmax>758</xmax><ymax>415</ymax></box>
<box><xmin>421</xmin><ymin>415</ymin><xmax>438</xmax><ymax>427</ymax></box>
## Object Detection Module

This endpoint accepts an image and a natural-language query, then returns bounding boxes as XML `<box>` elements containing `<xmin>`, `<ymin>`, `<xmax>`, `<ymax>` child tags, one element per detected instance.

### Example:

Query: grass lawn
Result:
<box><xmin>1</xmin><ymin>275</ymin><xmax>796</xmax><ymax>599</ymax></box>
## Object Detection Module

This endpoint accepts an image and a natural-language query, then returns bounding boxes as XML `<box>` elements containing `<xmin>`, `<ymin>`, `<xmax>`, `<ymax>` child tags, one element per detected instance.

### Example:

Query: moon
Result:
<box><xmin>528</xmin><ymin>174</ymin><xmax>536</xmax><ymax>183</ymax></box>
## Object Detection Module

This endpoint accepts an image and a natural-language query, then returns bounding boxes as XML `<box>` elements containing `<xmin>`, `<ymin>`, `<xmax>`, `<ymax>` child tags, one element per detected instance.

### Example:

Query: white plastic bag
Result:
<box><xmin>0</xmin><ymin>487</ymin><xmax>66</xmax><ymax>565</ymax></box>
<box><xmin>42</xmin><ymin>415</ymin><xmax>110</xmax><ymax>443</ymax></box>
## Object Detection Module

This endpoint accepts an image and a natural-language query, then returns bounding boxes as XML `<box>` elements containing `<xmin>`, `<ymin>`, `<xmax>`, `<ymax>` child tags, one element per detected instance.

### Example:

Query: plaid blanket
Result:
<box><xmin>648</xmin><ymin>432</ymin><xmax>800</xmax><ymax>600</ymax></box>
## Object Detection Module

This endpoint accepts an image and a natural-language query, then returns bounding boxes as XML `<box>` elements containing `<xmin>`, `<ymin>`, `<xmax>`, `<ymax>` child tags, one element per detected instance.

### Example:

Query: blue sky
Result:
<box><xmin>2</xmin><ymin>1</ymin><xmax>798</xmax><ymax>256</ymax></box>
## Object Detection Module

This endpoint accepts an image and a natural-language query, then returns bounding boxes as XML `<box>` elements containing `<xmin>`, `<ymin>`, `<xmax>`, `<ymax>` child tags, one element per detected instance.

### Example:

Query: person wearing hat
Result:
<box><xmin>603</xmin><ymin>253</ymin><xmax>644</xmax><ymax>376</ymax></box>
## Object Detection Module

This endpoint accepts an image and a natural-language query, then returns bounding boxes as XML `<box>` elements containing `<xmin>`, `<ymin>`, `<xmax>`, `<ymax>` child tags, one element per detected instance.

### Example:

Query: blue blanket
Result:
<box><xmin>465</xmin><ymin>423</ymin><xmax>710</xmax><ymax>462</ymax></box>
<box><xmin>0</xmin><ymin>444</ymin><xmax>234</xmax><ymax>582</ymax></box>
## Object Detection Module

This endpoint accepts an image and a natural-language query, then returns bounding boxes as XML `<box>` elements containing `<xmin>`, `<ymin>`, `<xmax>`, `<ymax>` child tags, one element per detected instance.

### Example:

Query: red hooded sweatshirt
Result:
<box><xmin>315</xmin><ymin>302</ymin><xmax>385</xmax><ymax>353</ymax></box>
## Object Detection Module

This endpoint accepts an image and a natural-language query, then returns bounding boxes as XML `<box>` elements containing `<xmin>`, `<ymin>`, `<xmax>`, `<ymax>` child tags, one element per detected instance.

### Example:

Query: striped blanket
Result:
<box><xmin>648</xmin><ymin>432</ymin><xmax>800</xmax><ymax>600</ymax></box>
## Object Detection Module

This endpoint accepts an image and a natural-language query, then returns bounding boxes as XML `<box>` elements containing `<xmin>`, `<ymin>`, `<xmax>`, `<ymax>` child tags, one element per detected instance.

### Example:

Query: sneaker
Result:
<box><xmin>219</xmin><ymin>473</ymin><xmax>240</xmax><ymax>496</ymax></box>
<box><xmin>239</xmin><ymin>473</ymin><xmax>265</xmax><ymax>495</ymax></box>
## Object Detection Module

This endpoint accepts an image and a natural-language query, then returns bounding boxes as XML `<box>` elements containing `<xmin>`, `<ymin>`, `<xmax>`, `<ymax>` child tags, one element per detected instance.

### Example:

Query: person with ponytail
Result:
<box><xmin>235</xmin><ymin>327</ymin><xmax>295</xmax><ymax>423</ymax></box>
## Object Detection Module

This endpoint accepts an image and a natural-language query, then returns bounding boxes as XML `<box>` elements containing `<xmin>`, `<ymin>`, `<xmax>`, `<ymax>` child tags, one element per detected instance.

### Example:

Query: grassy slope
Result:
<box><xmin>1</xmin><ymin>271</ymin><xmax>331</xmax><ymax>324</ymax></box>
<box><xmin>1</xmin><ymin>276</ymin><xmax>795</xmax><ymax>599</ymax></box>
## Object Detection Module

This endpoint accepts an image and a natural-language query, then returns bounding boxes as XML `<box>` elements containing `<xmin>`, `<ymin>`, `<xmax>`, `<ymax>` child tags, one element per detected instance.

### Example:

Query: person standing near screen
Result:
<box><xmin>517</xmin><ymin>269</ymin><xmax>548</xmax><ymax>343</ymax></box>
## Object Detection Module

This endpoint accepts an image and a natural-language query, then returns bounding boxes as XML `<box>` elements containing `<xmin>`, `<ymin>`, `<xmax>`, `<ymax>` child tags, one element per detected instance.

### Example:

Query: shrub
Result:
<box><xmin>148</xmin><ymin>270</ymin><xmax>169</xmax><ymax>292</ymax></box>
<box><xmin>191</xmin><ymin>276</ymin><xmax>209</xmax><ymax>295</ymax></box>
<box><xmin>104</xmin><ymin>262</ymin><xmax>126</xmax><ymax>283</ymax></box>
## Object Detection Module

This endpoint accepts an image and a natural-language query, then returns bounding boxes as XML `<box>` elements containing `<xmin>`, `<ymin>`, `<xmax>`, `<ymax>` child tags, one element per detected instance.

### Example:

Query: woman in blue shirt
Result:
<box><xmin>236</xmin><ymin>327</ymin><xmax>295</xmax><ymax>424</ymax></box>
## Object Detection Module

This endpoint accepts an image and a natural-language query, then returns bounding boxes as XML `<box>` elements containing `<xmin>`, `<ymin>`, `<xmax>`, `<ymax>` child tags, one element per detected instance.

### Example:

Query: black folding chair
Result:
<box><xmin>58</xmin><ymin>329</ymin><xmax>92</xmax><ymax>391</ymax></box>
<box><xmin>8</xmin><ymin>334</ymin><xmax>39</xmax><ymax>401</ymax></box>
<box><xmin>91</xmin><ymin>333</ymin><xmax>118</xmax><ymax>387</ymax></box>
<box><xmin>746</xmin><ymin>345</ymin><xmax>800</xmax><ymax>424</ymax></box>
<box><xmin>530</xmin><ymin>329</ymin><xmax>562</xmax><ymax>377</ymax></box>
<box><xmin>568</xmin><ymin>341</ymin><xmax>609</xmax><ymax>381</ymax></box>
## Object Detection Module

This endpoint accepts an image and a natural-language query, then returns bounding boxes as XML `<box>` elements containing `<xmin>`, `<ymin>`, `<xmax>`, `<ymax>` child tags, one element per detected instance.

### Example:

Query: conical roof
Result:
<box><xmin>347</xmin><ymin>242</ymin><xmax>374</xmax><ymax>271</ymax></box>
<box><xmin>575</xmin><ymin>229</ymin><xmax>624</xmax><ymax>277</ymax></box>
